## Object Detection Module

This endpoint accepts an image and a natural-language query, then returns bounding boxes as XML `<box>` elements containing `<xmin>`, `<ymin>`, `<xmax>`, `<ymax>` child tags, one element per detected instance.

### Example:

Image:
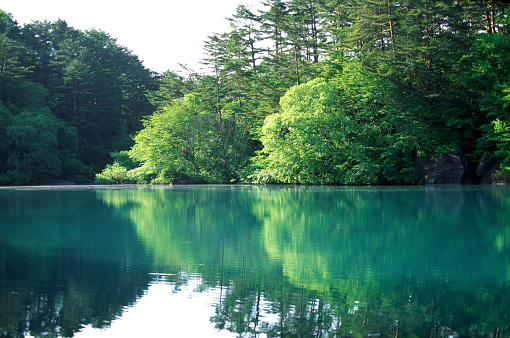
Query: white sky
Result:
<box><xmin>1</xmin><ymin>0</ymin><xmax>259</xmax><ymax>74</ymax></box>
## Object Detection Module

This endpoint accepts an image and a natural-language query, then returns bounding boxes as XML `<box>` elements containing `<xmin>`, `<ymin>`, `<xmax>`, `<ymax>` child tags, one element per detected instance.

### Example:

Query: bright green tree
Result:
<box><xmin>458</xmin><ymin>33</ymin><xmax>510</xmax><ymax>159</ymax></box>
<box><xmin>251</xmin><ymin>59</ymin><xmax>433</xmax><ymax>185</ymax></box>
<box><xmin>494</xmin><ymin>120</ymin><xmax>510</xmax><ymax>172</ymax></box>
<box><xmin>250</xmin><ymin>79</ymin><xmax>348</xmax><ymax>184</ymax></box>
<box><xmin>128</xmin><ymin>95</ymin><xmax>200</xmax><ymax>183</ymax></box>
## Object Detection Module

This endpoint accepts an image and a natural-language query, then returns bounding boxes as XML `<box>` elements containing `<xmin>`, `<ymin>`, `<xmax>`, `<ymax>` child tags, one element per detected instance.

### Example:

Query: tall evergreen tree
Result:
<box><xmin>0</xmin><ymin>33</ymin><xmax>31</xmax><ymax>104</ymax></box>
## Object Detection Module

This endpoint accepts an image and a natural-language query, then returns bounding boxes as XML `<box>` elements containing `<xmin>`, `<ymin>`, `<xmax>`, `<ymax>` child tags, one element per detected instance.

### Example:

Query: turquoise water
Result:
<box><xmin>0</xmin><ymin>185</ymin><xmax>509</xmax><ymax>337</ymax></box>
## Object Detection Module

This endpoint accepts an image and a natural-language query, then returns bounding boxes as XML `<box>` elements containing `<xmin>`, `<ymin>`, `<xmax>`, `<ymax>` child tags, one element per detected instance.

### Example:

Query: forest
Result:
<box><xmin>1</xmin><ymin>0</ymin><xmax>509</xmax><ymax>185</ymax></box>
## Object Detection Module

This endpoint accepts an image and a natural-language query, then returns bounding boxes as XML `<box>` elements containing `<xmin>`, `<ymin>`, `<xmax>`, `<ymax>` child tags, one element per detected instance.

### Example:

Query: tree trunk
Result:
<box><xmin>249</xmin><ymin>37</ymin><xmax>257</xmax><ymax>72</ymax></box>
<box><xmin>388</xmin><ymin>0</ymin><xmax>396</xmax><ymax>50</ymax></box>
<box><xmin>379</xmin><ymin>5</ymin><xmax>385</xmax><ymax>51</ymax></box>
<box><xmin>294</xmin><ymin>46</ymin><xmax>300</xmax><ymax>86</ymax></box>
<box><xmin>0</xmin><ymin>59</ymin><xmax>5</xmax><ymax>100</ymax></box>
<box><xmin>310</xmin><ymin>0</ymin><xmax>319</xmax><ymax>63</ymax></box>
<box><xmin>214</xmin><ymin>64</ymin><xmax>222</xmax><ymax>123</ymax></box>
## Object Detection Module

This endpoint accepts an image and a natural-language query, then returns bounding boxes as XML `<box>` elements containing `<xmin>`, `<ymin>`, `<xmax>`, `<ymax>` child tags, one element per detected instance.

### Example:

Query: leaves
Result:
<box><xmin>493</xmin><ymin>119</ymin><xmax>510</xmax><ymax>172</ymax></box>
<box><xmin>4</xmin><ymin>108</ymin><xmax>81</xmax><ymax>184</ymax></box>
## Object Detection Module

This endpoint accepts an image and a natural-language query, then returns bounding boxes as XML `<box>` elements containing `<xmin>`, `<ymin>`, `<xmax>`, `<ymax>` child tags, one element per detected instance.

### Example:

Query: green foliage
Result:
<box><xmin>251</xmin><ymin>62</ymin><xmax>428</xmax><ymax>185</ymax></box>
<box><xmin>147</xmin><ymin>70</ymin><xmax>189</xmax><ymax>109</ymax></box>
<box><xmin>251</xmin><ymin>79</ymin><xmax>347</xmax><ymax>184</ymax></box>
<box><xmin>494</xmin><ymin>119</ymin><xmax>510</xmax><ymax>172</ymax></box>
<box><xmin>0</xmin><ymin>102</ymin><xmax>12</xmax><ymax>183</ymax></box>
<box><xmin>0</xmin><ymin>33</ymin><xmax>32</xmax><ymax>106</ymax></box>
<box><xmin>95</xmin><ymin>163</ymin><xmax>134</xmax><ymax>184</ymax></box>
<box><xmin>0</xmin><ymin>9</ymin><xmax>11</xmax><ymax>34</ymax></box>
<box><xmin>129</xmin><ymin>95</ymin><xmax>199</xmax><ymax>183</ymax></box>
<box><xmin>458</xmin><ymin>33</ymin><xmax>510</xmax><ymax>157</ymax></box>
<box><xmin>0</xmin><ymin>17</ymin><xmax>157</xmax><ymax>184</ymax></box>
<box><xmin>111</xmin><ymin>151</ymin><xmax>139</xmax><ymax>170</ymax></box>
<box><xmin>126</xmin><ymin>94</ymin><xmax>253</xmax><ymax>184</ymax></box>
<box><xmin>94</xmin><ymin>149</ymin><xmax>141</xmax><ymax>184</ymax></box>
<box><xmin>3</xmin><ymin>108</ymin><xmax>81</xmax><ymax>184</ymax></box>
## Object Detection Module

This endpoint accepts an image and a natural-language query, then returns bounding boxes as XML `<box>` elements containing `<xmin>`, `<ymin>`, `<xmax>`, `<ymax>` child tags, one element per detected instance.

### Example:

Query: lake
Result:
<box><xmin>0</xmin><ymin>185</ymin><xmax>509</xmax><ymax>337</ymax></box>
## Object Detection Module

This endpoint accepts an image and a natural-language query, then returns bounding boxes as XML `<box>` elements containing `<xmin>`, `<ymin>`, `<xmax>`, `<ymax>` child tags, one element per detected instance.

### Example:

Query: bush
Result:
<box><xmin>95</xmin><ymin>163</ymin><xmax>134</xmax><ymax>184</ymax></box>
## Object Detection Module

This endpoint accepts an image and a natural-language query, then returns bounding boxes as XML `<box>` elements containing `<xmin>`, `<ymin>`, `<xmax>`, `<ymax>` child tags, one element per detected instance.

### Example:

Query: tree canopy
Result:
<box><xmin>0</xmin><ymin>12</ymin><xmax>155</xmax><ymax>184</ymax></box>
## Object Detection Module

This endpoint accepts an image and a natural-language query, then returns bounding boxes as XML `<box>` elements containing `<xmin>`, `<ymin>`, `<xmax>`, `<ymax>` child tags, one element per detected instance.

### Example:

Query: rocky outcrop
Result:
<box><xmin>414</xmin><ymin>151</ymin><xmax>472</xmax><ymax>184</ymax></box>
<box><xmin>479</xmin><ymin>163</ymin><xmax>510</xmax><ymax>185</ymax></box>
<box><xmin>475</xmin><ymin>153</ymin><xmax>496</xmax><ymax>177</ymax></box>
<box><xmin>414</xmin><ymin>151</ymin><xmax>509</xmax><ymax>185</ymax></box>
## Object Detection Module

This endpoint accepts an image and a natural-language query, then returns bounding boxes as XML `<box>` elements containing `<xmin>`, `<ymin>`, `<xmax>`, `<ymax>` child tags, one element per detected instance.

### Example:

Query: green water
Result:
<box><xmin>0</xmin><ymin>185</ymin><xmax>509</xmax><ymax>337</ymax></box>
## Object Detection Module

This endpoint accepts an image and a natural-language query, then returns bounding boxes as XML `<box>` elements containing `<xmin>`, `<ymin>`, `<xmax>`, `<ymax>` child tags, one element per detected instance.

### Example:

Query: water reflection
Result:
<box><xmin>0</xmin><ymin>185</ymin><xmax>509</xmax><ymax>337</ymax></box>
<box><xmin>77</xmin><ymin>278</ymin><xmax>236</xmax><ymax>338</ymax></box>
<box><xmin>99</xmin><ymin>185</ymin><xmax>510</xmax><ymax>337</ymax></box>
<box><xmin>0</xmin><ymin>189</ymin><xmax>152</xmax><ymax>337</ymax></box>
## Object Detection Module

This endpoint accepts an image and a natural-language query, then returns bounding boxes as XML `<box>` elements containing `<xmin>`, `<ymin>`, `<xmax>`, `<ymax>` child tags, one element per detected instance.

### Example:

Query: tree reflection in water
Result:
<box><xmin>0</xmin><ymin>189</ymin><xmax>152</xmax><ymax>337</ymax></box>
<box><xmin>99</xmin><ymin>185</ymin><xmax>510</xmax><ymax>337</ymax></box>
<box><xmin>0</xmin><ymin>186</ymin><xmax>509</xmax><ymax>337</ymax></box>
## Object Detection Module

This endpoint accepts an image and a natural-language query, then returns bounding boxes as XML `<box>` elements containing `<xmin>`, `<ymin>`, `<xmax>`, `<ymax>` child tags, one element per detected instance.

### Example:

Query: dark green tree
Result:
<box><xmin>3</xmin><ymin>108</ymin><xmax>82</xmax><ymax>184</ymax></box>
<box><xmin>0</xmin><ymin>33</ymin><xmax>31</xmax><ymax>105</ymax></box>
<box><xmin>148</xmin><ymin>70</ymin><xmax>190</xmax><ymax>109</ymax></box>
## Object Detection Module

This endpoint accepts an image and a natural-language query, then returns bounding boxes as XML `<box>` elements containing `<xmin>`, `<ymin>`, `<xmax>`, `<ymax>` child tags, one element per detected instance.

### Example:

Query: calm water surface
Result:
<box><xmin>0</xmin><ymin>185</ymin><xmax>509</xmax><ymax>337</ymax></box>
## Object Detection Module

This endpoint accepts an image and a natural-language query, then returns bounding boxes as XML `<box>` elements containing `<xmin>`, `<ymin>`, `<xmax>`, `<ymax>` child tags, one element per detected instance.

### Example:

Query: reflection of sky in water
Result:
<box><xmin>75</xmin><ymin>276</ymin><xmax>279</xmax><ymax>338</ymax></box>
<box><xmin>76</xmin><ymin>277</ymin><xmax>232</xmax><ymax>337</ymax></box>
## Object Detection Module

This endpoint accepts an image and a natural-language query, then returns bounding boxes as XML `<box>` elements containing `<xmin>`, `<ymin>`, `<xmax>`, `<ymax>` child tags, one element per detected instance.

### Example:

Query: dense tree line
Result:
<box><xmin>0</xmin><ymin>10</ymin><xmax>155</xmax><ymax>184</ymax></box>
<box><xmin>2</xmin><ymin>1</ymin><xmax>510</xmax><ymax>185</ymax></box>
